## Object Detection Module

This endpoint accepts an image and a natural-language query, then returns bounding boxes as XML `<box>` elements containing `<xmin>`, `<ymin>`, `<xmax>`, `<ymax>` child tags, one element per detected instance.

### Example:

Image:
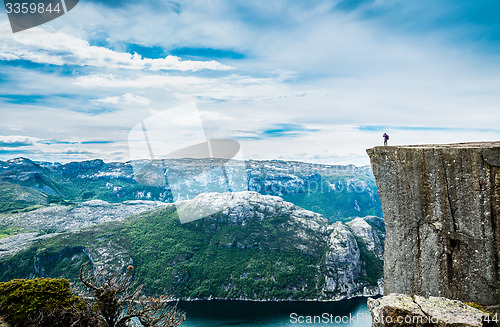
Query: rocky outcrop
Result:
<box><xmin>347</xmin><ymin>217</ymin><xmax>385</xmax><ymax>260</ymax></box>
<box><xmin>0</xmin><ymin>199</ymin><xmax>169</xmax><ymax>233</ymax></box>
<box><xmin>368</xmin><ymin>293</ymin><xmax>497</xmax><ymax>327</ymax></box>
<box><xmin>323</xmin><ymin>222</ymin><xmax>362</xmax><ymax>296</ymax></box>
<box><xmin>176</xmin><ymin>191</ymin><xmax>385</xmax><ymax>300</ymax></box>
<box><xmin>0</xmin><ymin>200</ymin><xmax>168</xmax><ymax>258</ymax></box>
<box><xmin>0</xmin><ymin>232</ymin><xmax>57</xmax><ymax>259</ymax></box>
<box><xmin>0</xmin><ymin>191</ymin><xmax>385</xmax><ymax>301</ymax></box>
<box><xmin>367</xmin><ymin>142</ymin><xmax>500</xmax><ymax>306</ymax></box>
<box><xmin>322</xmin><ymin>217</ymin><xmax>385</xmax><ymax>299</ymax></box>
<box><xmin>83</xmin><ymin>240</ymin><xmax>133</xmax><ymax>273</ymax></box>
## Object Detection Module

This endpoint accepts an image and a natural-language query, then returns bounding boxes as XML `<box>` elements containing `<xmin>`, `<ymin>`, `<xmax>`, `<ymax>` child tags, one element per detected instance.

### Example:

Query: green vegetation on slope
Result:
<box><xmin>354</xmin><ymin>236</ymin><xmax>383</xmax><ymax>285</ymax></box>
<box><xmin>0</xmin><ymin>181</ymin><xmax>46</xmax><ymax>214</ymax></box>
<box><xmin>45</xmin><ymin>177</ymin><xmax>172</xmax><ymax>204</ymax></box>
<box><xmin>0</xmin><ymin>207</ymin><xmax>329</xmax><ymax>300</ymax></box>
<box><xmin>124</xmin><ymin>209</ymin><xmax>326</xmax><ymax>299</ymax></box>
<box><xmin>0</xmin><ymin>226</ymin><xmax>25</xmax><ymax>239</ymax></box>
<box><xmin>282</xmin><ymin>175</ymin><xmax>382</xmax><ymax>222</ymax></box>
<box><xmin>0</xmin><ymin>278</ymin><xmax>91</xmax><ymax>326</ymax></box>
<box><xmin>120</xmin><ymin>207</ymin><xmax>327</xmax><ymax>299</ymax></box>
<box><xmin>0</xmin><ymin>246</ymin><xmax>91</xmax><ymax>285</ymax></box>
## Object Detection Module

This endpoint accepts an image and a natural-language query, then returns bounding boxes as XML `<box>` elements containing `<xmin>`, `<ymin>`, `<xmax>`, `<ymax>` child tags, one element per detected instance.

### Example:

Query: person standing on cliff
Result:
<box><xmin>383</xmin><ymin>133</ymin><xmax>389</xmax><ymax>145</ymax></box>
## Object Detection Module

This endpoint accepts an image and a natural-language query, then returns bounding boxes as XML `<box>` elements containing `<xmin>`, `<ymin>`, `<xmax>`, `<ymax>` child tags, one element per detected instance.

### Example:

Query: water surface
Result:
<box><xmin>177</xmin><ymin>298</ymin><xmax>372</xmax><ymax>327</ymax></box>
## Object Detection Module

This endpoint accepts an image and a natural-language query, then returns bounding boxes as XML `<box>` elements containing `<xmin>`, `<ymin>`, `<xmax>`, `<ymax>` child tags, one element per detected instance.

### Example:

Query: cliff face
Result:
<box><xmin>367</xmin><ymin>142</ymin><xmax>500</xmax><ymax>306</ymax></box>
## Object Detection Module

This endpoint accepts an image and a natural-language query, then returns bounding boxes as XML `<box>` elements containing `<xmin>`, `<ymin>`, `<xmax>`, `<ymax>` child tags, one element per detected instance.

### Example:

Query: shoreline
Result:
<box><xmin>169</xmin><ymin>294</ymin><xmax>382</xmax><ymax>304</ymax></box>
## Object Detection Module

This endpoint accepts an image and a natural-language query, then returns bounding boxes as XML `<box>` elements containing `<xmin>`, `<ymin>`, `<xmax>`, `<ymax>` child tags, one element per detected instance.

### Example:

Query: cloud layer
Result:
<box><xmin>0</xmin><ymin>0</ymin><xmax>499</xmax><ymax>165</ymax></box>
<box><xmin>0</xmin><ymin>26</ymin><xmax>232</xmax><ymax>71</ymax></box>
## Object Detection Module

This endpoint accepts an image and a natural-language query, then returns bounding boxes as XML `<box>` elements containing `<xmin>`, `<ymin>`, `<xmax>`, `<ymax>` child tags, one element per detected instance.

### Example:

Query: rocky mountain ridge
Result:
<box><xmin>0</xmin><ymin>191</ymin><xmax>384</xmax><ymax>301</ymax></box>
<box><xmin>0</xmin><ymin>199</ymin><xmax>168</xmax><ymax>258</ymax></box>
<box><xmin>0</xmin><ymin>157</ymin><xmax>384</xmax><ymax>301</ymax></box>
<box><xmin>0</xmin><ymin>157</ymin><xmax>382</xmax><ymax>221</ymax></box>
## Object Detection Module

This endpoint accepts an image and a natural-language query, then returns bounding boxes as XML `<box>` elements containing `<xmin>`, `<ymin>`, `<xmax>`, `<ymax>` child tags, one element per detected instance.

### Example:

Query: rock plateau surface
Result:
<box><xmin>368</xmin><ymin>293</ymin><xmax>496</xmax><ymax>327</ymax></box>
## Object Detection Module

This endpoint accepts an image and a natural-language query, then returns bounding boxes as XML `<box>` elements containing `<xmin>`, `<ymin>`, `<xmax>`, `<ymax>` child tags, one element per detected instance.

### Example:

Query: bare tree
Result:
<box><xmin>79</xmin><ymin>264</ymin><xmax>185</xmax><ymax>327</ymax></box>
<box><xmin>136</xmin><ymin>296</ymin><xmax>186</xmax><ymax>327</ymax></box>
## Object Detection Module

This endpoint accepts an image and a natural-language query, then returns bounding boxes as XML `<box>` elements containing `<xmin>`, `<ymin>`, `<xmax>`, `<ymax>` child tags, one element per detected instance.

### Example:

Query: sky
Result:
<box><xmin>0</xmin><ymin>0</ymin><xmax>500</xmax><ymax>166</ymax></box>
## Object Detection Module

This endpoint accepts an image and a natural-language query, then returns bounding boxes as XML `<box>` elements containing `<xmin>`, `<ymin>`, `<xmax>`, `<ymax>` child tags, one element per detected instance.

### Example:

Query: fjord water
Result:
<box><xmin>178</xmin><ymin>297</ymin><xmax>371</xmax><ymax>327</ymax></box>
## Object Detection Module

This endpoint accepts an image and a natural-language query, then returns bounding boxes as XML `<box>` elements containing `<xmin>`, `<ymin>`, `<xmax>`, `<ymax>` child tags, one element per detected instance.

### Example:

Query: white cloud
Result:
<box><xmin>93</xmin><ymin>96</ymin><xmax>121</xmax><ymax>105</ymax></box>
<box><xmin>122</xmin><ymin>93</ymin><xmax>150</xmax><ymax>106</ymax></box>
<box><xmin>76</xmin><ymin>74</ymin><xmax>206</xmax><ymax>89</ymax></box>
<box><xmin>75</xmin><ymin>72</ymin><xmax>305</xmax><ymax>104</ymax></box>
<box><xmin>0</xmin><ymin>135</ymin><xmax>41</xmax><ymax>147</ymax></box>
<box><xmin>1</xmin><ymin>1</ymin><xmax>500</xmax><ymax>165</ymax></box>
<box><xmin>93</xmin><ymin>93</ymin><xmax>151</xmax><ymax>106</ymax></box>
<box><xmin>199</xmin><ymin>111</ymin><xmax>234</xmax><ymax>121</ymax></box>
<box><xmin>3</xmin><ymin>124</ymin><xmax>25</xmax><ymax>132</ymax></box>
<box><xmin>0</xmin><ymin>23</ymin><xmax>233</xmax><ymax>72</ymax></box>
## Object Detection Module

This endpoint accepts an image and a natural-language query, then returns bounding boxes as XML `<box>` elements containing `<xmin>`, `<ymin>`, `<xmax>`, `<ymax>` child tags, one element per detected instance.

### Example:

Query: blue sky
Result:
<box><xmin>0</xmin><ymin>0</ymin><xmax>499</xmax><ymax>165</ymax></box>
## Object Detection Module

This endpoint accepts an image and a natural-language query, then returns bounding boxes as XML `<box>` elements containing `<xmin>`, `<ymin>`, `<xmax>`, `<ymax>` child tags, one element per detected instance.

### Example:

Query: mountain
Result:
<box><xmin>0</xmin><ymin>157</ymin><xmax>382</xmax><ymax>222</ymax></box>
<box><xmin>0</xmin><ymin>158</ymin><xmax>384</xmax><ymax>301</ymax></box>
<box><xmin>0</xmin><ymin>191</ymin><xmax>384</xmax><ymax>301</ymax></box>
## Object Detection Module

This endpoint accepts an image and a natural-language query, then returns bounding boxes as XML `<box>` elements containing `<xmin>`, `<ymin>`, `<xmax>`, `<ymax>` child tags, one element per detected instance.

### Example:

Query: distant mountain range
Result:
<box><xmin>0</xmin><ymin>157</ymin><xmax>381</xmax><ymax>221</ymax></box>
<box><xmin>0</xmin><ymin>157</ymin><xmax>384</xmax><ymax>301</ymax></box>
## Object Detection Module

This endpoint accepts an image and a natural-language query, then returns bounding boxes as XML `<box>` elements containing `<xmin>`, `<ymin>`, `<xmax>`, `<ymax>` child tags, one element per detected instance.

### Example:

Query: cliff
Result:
<box><xmin>367</xmin><ymin>142</ymin><xmax>500</xmax><ymax>306</ymax></box>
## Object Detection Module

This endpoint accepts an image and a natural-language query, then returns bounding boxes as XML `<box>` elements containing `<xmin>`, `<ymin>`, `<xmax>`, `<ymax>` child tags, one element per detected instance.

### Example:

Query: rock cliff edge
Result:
<box><xmin>367</xmin><ymin>142</ymin><xmax>500</xmax><ymax>306</ymax></box>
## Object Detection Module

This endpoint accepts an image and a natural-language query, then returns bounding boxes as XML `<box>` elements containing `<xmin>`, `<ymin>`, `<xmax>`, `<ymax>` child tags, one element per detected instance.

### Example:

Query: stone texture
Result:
<box><xmin>180</xmin><ymin>191</ymin><xmax>385</xmax><ymax>300</ymax></box>
<box><xmin>367</xmin><ymin>142</ymin><xmax>500</xmax><ymax>306</ymax></box>
<box><xmin>0</xmin><ymin>200</ymin><xmax>168</xmax><ymax>259</ymax></box>
<box><xmin>1</xmin><ymin>190</ymin><xmax>386</xmax><ymax>301</ymax></box>
<box><xmin>0</xmin><ymin>200</ymin><xmax>169</xmax><ymax>233</ymax></box>
<box><xmin>0</xmin><ymin>157</ymin><xmax>382</xmax><ymax>220</ymax></box>
<box><xmin>0</xmin><ymin>232</ymin><xmax>57</xmax><ymax>259</ymax></box>
<box><xmin>324</xmin><ymin>222</ymin><xmax>361</xmax><ymax>296</ymax></box>
<box><xmin>368</xmin><ymin>293</ymin><xmax>497</xmax><ymax>327</ymax></box>
<box><xmin>347</xmin><ymin>217</ymin><xmax>385</xmax><ymax>259</ymax></box>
